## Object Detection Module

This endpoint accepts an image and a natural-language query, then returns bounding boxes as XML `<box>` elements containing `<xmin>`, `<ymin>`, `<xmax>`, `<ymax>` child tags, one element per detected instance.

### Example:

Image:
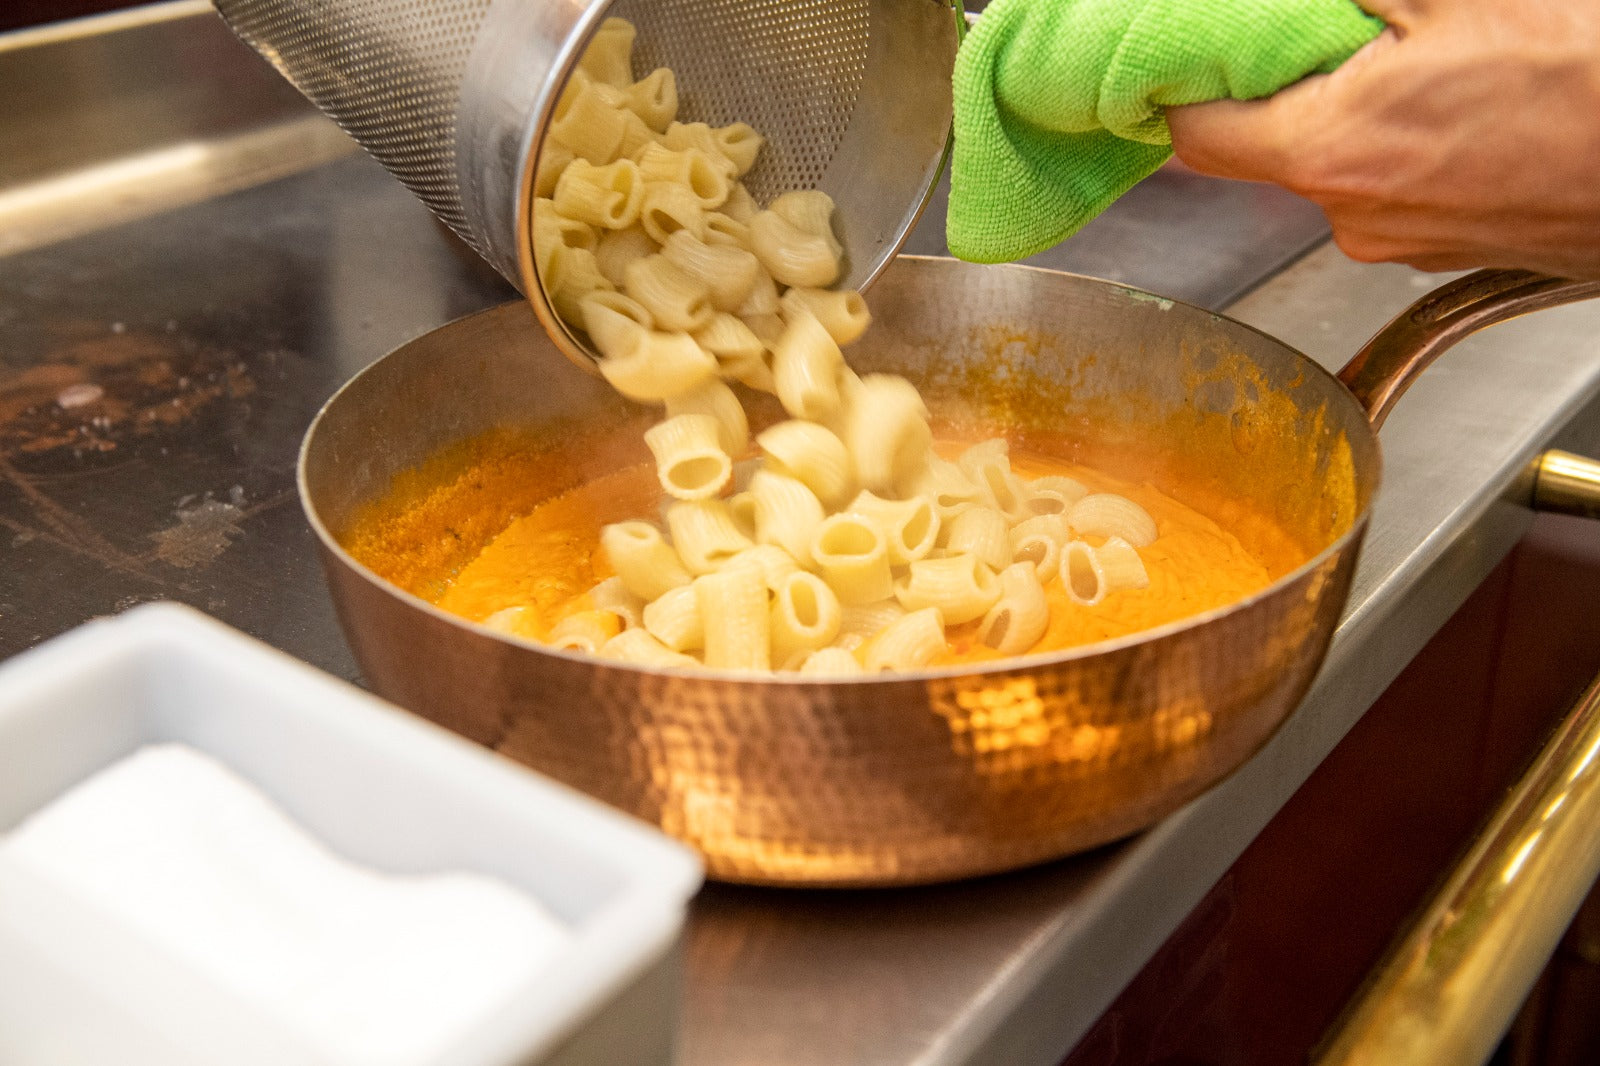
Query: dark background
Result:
<box><xmin>4</xmin><ymin>1</ymin><xmax>152</xmax><ymax>33</ymax></box>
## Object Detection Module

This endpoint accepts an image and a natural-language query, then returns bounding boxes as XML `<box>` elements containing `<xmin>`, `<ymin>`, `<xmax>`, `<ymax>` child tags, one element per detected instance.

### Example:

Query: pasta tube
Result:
<box><xmin>780</xmin><ymin>287</ymin><xmax>871</xmax><ymax>345</ymax></box>
<box><xmin>862</xmin><ymin>608</ymin><xmax>945</xmax><ymax>672</ymax></box>
<box><xmin>588</xmin><ymin>575</ymin><xmax>644</xmax><ymax>629</ymax></box>
<box><xmin>771</xmin><ymin>307</ymin><xmax>846</xmax><ymax>421</ymax></box>
<box><xmin>1068</xmin><ymin>493</ymin><xmax>1158</xmax><ymax>547</ymax></box>
<box><xmin>1095</xmin><ymin>536</ymin><xmax>1150</xmax><ymax>591</ymax></box>
<box><xmin>623</xmin><ymin>254</ymin><xmax>714</xmax><ymax>332</ymax></box>
<box><xmin>1026</xmin><ymin>475</ymin><xmax>1090</xmax><ymax>517</ymax></box>
<box><xmin>664</xmin><ymin>378</ymin><xmax>748</xmax><ymax>456</ymax></box>
<box><xmin>552</xmin><ymin>158</ymin><xmax>644</xmax><ymax>229</ymax></box>
<box><xmin>749</xmin><ymin>210</ymin><xmax>840</xmax><ymax>288</ymax></box>
<box><xmin>1009</xmin><ymin>514</ymin><xmax>1070</xmax><ymax>579</ymax></box>
<box><xmin>601</xmin><ymin>521</ymin><xmax>692</xmax><ymax>601</ymax></box>
<box><xmin>534</xmin><ymin>142</ymin><xmax>574</xmax><ymax>199</ymax></box>
<box><xmin>695</xmin><ymin>563</ymin><xmax>770</xmax><ymax>671</ymax></box>
<box><xmin>838</xmin><ymin>600</ymin><xmax>906</xmax><ymax>642</ymax></box>
<box><xmin>941</xmin><ymin>506</ymin><xmax>1011</xmax><ymax>573</ymax></box>
<box><xmin>810</xmin><ymin>513</ymin><xmax>894</xmax><ymax>605</ymax></box>
<box><xmin>1059</xmin><ymin>540</ymin><xmax>1107</xmax><ymax>606</ymax></box>
<box><xmin>847</xmin><ymin>490</ymin><xmax>939</xmax><ymax>565</ymax></box>
<box><xmin>661</xmin><ymin>231</ymin><xmax>761</xmax><ymax>312</ymax></box>
<box><xmin>838</xmin><ymin>374</ymin><xmax>932</xmax><ymax>495</ymax></box>
<box><xmin>748</xmin><ymin>469</ymin><xmax>825</xmax><ymax>567</ymax></box>
<box><xmin>625</xmin><ymin>67</ymin><xmax>678</xmax><ymax>132</ymax></box>
<box><xmin>769</xmin><ymin>570</ymin><xmax>843</xmax><ymax>668</ymax></box>
<box><xmin>958</xmin><ymin>438</ymin><xmax>1029</xmax><ymax>521</ymax></box>
<box><xmin>594</xmin><ymin>226</ymin><xmax>656</xmax><ymax>287</ymax></box>
<box><xmin>693</xmin><ymin>314</ymin><xmax>771</xmax><ymax>391</ymax></box>
<box><xmin>798</xmin><ymin>646</ymin><xmax>863</xmax><ymax>677</ymax></box>
<box><xmin>543</xmin><ymin>245</ymin><xmax>614</xmax><ymax>327</ymax></box>
<box><xmin>893</xmin><ymin>553</ymin><xmax>1001</xmax><ymax>625</ymax></box>
<box><xmin>636</xmin><ymin>144</ymin><xmax>730</xmax><ymax>208</ymax></box>
<box><xmin>726</xmin><ymin>544</ymin><xmax>800</xmax><ymax>591</ymax></box>
<box><xmin>642</xmin><ymin>584</ymin><xmax>703</xmax><ymax>652</ymax></box>
<box><xmin>769</xmin><ymin>190</ymin><xmax>842</xmax><ymax>261</ymax></box>
<box><xmin>600</xmin><ymin>629</ymin><xmax>698</xmax><ymax>669</ymax></box>
<box><xmin>549</xmin><ymin>73</ymin><xmax>627</xmax><ymax>164</ymax></box>
<box><xmin>756</xmin><ymin>420</ymin><xmax>856</xmax><ymax>509</ymax></box>
<box><xmin>667</xmin><ymin>499</ymin><xmax>754</xmax><ymax>574</ymax></box>
<box><xmin>703</xmin><ymin>212</ymin><xmax>751</xmax><ymax>249</ymax></box>
<box><xmin>645</xmin><ymin>414</ymin><xmax>732</xmax><ymax>501</ymax></box>
<box><xmin>547</xmin><ymin>609</ymin><xmax>623</xmax><ymax>654</ymax></box>
<box><xmin>977</xmin><ymin>564</ymin><xmax>1050</xmax><ymax>656</ymax></box>
<box><xmin>596</xmin><ymin>329</ymin><xmax>717</xmax><ymax>401</ymax></box>
<box><xmin>639</xmin><ymin>181</ymin><xmax>706</xmax><ymax>244</ymax></box>
<box><xmin>737</xmin><ymin>268</ymin><xmax>781</xmax><ymax>317</ymax></box>
<box><xmin>906</xmin><ymin>455</ymin><xmax>984</xmax><ymax>523</ymax></box>
<box><xmin>482</xmin><ymin>605</ymin><xmax>538</xmax><ymax>640</ymax></box>
<box><xmin>721</xmin><ymin>182</ymin><xmax>759</xmax><ymax>223</ymax></box>
<box><xmin>577</xmin><ymin>17</ymin><xmax>636</xmax><ymax>87</ymax></box>
<box><xmin>713</xmin><ymin>122</ymin><xmax>763</xmax><ymax>177</ymax></box>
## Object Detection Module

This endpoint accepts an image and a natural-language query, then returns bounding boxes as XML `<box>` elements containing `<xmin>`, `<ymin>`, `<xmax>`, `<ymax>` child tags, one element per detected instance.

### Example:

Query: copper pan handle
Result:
<box><xmin>1337</xmin><ymin>270</ymin><xmax>1600</xmax><ymax>431</ymax></box>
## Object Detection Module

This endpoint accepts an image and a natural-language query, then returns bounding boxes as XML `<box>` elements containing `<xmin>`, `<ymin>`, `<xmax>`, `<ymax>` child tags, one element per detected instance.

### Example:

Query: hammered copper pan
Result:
<box><xmin>299</xmin><ymin>257</ymin><xmax>1600</xmax><ymax>886</ymax></box>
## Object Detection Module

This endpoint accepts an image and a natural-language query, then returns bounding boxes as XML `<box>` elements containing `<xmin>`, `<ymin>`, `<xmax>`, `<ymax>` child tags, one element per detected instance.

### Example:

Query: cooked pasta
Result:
<box><xmin>1068</xmin><ymin>493</ymin><xmax>1159</xmax><ymax>547</ymax></box>
<box><xmin>639</xmin><ymin>181</ymin><xmax>706</xmax><ymax>244</ymax></box>
<box><xmin>772</xmin><ymin>308</ymin><xmax>845</xmax><ymax>421</ymax></box>
<box><xmin>748</xmin><ymin>469</ymin><xmax>825</xmax><ymax>567</ymax></box>
<box><xmin>601</xmin><ymin>521</ymin><xmax>692</xmax><ymax>601</ymax></box>
<box><xmin>1094</xmin><ymin>536</ymin><xmax>1151</xmax><ymax>591</ymax></box>
<box><xmin>663</xmin><ymin>378</ymin><xmax>748</xmax><ymax>456</ymax></box>
<box><xmin>942</xmin><ymin>507</ymin><xmax>1012</xmax><ymax>573</ymax></box>
<box><xmin>642</xmin><ymin>584</ymin><xmax>703</xmax><ymax>652</ymax></box>
<box><xmin>601</xmin><ymin>628</ymin><xmax>697</xmax><ymax>668</ymax></box>
<box><xmin>548</xmin><ymin>609</ymin><xmax>623</xmax><ymax>654</ymax></box>
<box><xmin>595</xmin><ymin>328</ymin><xmax>716</xmax><ymax>401</ymax></box>
<box><xmin>553</xmin><ymin>158</ymin><xmax>644</xmax><ymax>228</ymax></box>
<box><xmin>695</xmin><ymin>562</ymin><xmax>770</xmax><ymax>671</ymax></box>
<box><xmin>644</xmin><ymin>414</ymin><xmax>732</xmax><ymax>501</ymax></box>
<box><xmin>661</xmin><ymin>231</ymin><xmax>760</xmax><ymax>312</ymax></box>
<box><xmin>893</xmin><ymin>554</ymin><xmax>1002</xmax><ymax>625</ymax></box>
<box><xmin>838</xmin><ymin>373</ymin><xmax>932</xmax><ymax>495</ymax></box>
<box><xmin>589</xmin><ymin>575</ymin><xmax>644</xmax><ymax>630</ymax></box>
<box><xmin>1009</xmin><ymin>514</ymin><xmax>1070</xmax><ymax>578</ymax></box>
<box><xmin>780</xmin><ymin>287</ymin><xmax>871</xmax><ymax>345</ymax></box>
<box><xmin>797</xmin><ymin>646</ymin><xmax>863</xmax><ymax>677</ymax></box>
<box><xmin>749</xmin><ymin>210</ymin><xmax>841</xmax><ymax>289</ymax></box>
<box><xmin>622</xmin><ymin>254</ymin><xmax>714</xmax><ymax>332</ymax></box>
<box><xmin>493</xmin><ymin>16</ymin><xmax>1210</xmax><ymax>676</ymax></box>
<box><xmin>810</xmin><ymin>512</ymin><xmax>894</xmax><ymax>605</ymax></box>
<box><xmin>769</xmin><ymin>571</ymin><xmax>843</xmax><ymax>668</ymax></box>
<box><xmin>756</xmin><ymin>420</ymin><xmax>855</xmax><ymax>509</ymax></box>
<box><xmin>863</xmin><ymin>608</ymin><xmax>944</xmax><ymax>672</ymax></box>
<box><xmin>1060</xmin><ymin>540</ymin><xmax>1106</xmax><ymax>606</ymax></box>
<box><xmin>667</xmin><ymin>499</ymin><xmax>753</xmax><ymax>574</ymax></box>
<box><xmin>977</xmin><ymin>564</ymin><xmax>1050</xmax><ymax>656</ymax></box>
<box><xmin>847</xmin><ymin>490</ymin><xmax>938</xmax><ymax>565</ymax></box>
<box><xmin>578</xmin><ymin>17</ymin><xmax>636</xmax><ymax>88</ymax></box>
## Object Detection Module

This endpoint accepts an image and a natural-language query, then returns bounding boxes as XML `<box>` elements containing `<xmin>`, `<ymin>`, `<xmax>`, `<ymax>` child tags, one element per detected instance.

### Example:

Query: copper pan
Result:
<box><xmin>298</xmin><ymin>258</ymin><xmax>1600</xmax><ymax>887</ymax></box>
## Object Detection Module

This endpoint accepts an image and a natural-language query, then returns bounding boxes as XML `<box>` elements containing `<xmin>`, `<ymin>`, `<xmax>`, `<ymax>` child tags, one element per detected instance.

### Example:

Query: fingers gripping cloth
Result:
<box><xmin>948</xmin><ymin>0</ymin><xmax>1384</xmax><ymax>263</ymax></box>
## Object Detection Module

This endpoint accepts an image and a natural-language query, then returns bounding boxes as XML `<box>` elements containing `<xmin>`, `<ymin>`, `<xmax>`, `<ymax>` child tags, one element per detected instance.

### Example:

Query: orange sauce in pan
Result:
<box><xmin>420</xmin><ymin>441</ymin><xmax>1287</xmax><ymax>666</ymax></box>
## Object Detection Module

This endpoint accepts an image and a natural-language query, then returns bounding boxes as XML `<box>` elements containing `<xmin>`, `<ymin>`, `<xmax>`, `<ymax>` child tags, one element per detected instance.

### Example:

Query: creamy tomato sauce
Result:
<box><xmin>429</xmin><ymin>442</ymin><xmax>1279</xmax><ymax>667</ymax></box>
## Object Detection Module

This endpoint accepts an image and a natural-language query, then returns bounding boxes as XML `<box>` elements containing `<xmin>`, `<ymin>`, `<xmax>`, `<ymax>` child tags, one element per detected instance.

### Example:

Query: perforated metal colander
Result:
<box><xmin>213</xmin><ymin>0</ymin><xmax>963</xmax><ymax>368</ymax></box>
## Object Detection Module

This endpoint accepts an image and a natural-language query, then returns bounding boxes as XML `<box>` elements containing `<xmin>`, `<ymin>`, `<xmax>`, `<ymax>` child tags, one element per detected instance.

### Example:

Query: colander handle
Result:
<box><xmin>1336</xmin><ymin>270</ymin><xmax>1600</xmax><ymax>431</ymax></box>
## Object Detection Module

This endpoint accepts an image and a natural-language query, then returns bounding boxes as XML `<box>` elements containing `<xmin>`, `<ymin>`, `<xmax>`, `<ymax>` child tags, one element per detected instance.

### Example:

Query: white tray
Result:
<box><xmin>0</xmin><ymin>603</ymin><xmax>702</xmax><ymax>1066</ymax></box>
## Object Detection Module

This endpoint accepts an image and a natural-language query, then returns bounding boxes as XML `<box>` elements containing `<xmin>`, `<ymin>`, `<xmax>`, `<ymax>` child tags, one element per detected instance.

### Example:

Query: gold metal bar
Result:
<box><xmin>1315</xmin><ymin>673</ymin><xmax>1600</xmax><ymax>1066</ymax></box>
<box><xmin>1532</xmin><ymin>449</ymin><xmax>1600</xmax><ymax>519</ymax></box>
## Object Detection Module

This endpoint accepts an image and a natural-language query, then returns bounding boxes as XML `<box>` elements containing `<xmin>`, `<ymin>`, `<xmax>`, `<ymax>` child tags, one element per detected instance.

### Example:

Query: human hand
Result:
<box><xmin>1166</xmin><ymin>0</ymin><xmax>1600</xmax><ymax>279</ymax></box>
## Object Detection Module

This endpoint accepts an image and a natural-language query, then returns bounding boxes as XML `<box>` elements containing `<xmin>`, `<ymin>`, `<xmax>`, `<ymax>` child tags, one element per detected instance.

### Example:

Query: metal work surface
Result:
<box><xmin>5</xmin><ymin>5</ymin><xmax>1600</xmax><ymax>1066</ymax></box>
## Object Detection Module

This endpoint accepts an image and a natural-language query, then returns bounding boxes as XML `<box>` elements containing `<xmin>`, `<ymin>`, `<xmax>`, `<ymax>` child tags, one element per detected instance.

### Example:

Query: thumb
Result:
<box><xmin>1166</xmin><ymin>78</ymin><xmax>1327</xmax><ymax>184</ymax></box>
<box><xmin>1167</xmin><ymin>28</ymin><xmax>1399</xmax><ymax>184</ymax></box>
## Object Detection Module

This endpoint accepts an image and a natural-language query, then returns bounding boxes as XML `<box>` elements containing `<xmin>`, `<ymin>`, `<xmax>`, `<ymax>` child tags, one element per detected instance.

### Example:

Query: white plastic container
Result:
<box><xmin>0</xmin><ymin>603</ymin><xmax>702</xmax><ymax>1066</ymax></box>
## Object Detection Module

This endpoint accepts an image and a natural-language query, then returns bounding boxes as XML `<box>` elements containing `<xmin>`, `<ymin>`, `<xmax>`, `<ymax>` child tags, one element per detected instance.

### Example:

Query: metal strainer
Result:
<box><xmin>212</xmin><ymin>0</ymin><xmax>963</xmax><ymax>369</ymax></box>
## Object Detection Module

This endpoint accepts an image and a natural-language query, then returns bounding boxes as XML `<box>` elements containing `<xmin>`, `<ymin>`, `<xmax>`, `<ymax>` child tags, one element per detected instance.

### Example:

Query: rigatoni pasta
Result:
<box><xmin>494</xmin><ymin>16</ymin><xmax>1190</xmax><ymax>675</ymax></box>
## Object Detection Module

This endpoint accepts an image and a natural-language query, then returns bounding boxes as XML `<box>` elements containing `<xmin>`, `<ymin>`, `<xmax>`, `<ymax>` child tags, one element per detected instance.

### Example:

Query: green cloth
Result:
<box><xmin>948</xmin><ymin>0</ymin><xmax>1384</xmax><ymax>262</ymax></box>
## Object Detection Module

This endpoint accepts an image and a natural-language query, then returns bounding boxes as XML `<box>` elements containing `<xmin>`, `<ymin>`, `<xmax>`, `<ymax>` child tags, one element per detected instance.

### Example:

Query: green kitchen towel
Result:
<box><xmin>948</xmin><ymin>0</ymin><xmax>1384</xmax><ymax>262</ymax></box>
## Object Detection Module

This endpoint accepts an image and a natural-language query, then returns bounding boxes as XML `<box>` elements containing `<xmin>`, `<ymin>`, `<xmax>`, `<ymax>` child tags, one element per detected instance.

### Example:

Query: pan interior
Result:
<box><xmin>304</xmin><ymin>259</ymin><xmax>1376</xmax><ymax>636</ymax></box>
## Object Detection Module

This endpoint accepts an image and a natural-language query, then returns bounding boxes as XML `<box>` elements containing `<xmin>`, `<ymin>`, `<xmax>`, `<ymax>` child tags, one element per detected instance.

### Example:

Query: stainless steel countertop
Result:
<box><xmin>5</xmin><ymin>6</ymin><xmax>1600</xmax><ymax>1066</ymax></box>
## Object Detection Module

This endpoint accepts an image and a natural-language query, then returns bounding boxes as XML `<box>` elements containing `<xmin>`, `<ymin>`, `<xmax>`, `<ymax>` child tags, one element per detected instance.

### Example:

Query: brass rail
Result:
<box><xmin>1315</xmin><ymin>671</ymin><xmax>1600</xmax><ymax>1066</ymax></box>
